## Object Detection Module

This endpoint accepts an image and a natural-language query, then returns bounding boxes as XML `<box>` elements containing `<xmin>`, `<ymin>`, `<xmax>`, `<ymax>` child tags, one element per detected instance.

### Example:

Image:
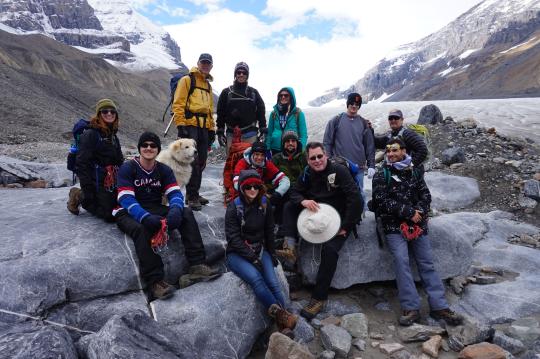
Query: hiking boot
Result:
<box><xmin>300</xmin><ymin>299</ymin><xmax>326</xmax><ymax>320</ymax></box>
<box><xmin>151</xmin><ymin>280</ymin><xmax>175</xmax><ymax>300</ymax></box>
<box><xmin>268</xmin><ymin>303</ymin><xmax>298</xmax><ymax>331</ymax></box>
<box><xmin>430</xmin><ymin>308</ymin><xmax>464</xmax><ymax>326</ymax></box>
<box><xmin>189</xmin><ymin>264</ymin><xmax>221</xmax><ymax>277</ymax></box>
<box><xmin>67</xmin><ymin>187</ymin><xmax>82</xmax><ymax>215</ymax></box>
<box><xmin>179</xmin><ymin>272</ymin><xmax>222</xmax><ymax>289</ymax></box>
<box><xmin>188</xmin><ymin>197</ymin><xmax>202</xmax><ymax>211</ymax></box>
<box><xmin>399</xmin><ymin>310</ymin><xmax>420</xmax><ymax>326</ymax></box>
<box><xmin>198</xmin><ymin>195</ymin><xmax>209</xmax><ymax>205</ymax></box>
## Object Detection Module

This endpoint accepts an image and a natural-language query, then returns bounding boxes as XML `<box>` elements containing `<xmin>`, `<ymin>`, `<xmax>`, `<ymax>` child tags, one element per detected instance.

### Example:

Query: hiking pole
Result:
<box><xmin>161</xmin><ymin>100</ymin><xmax>172</xmax><ymax>122</ymax></box>
<box><xmin>164</xmin><ymin>113</ymin><xmax>175</xmax><ymax>137</ymax></box>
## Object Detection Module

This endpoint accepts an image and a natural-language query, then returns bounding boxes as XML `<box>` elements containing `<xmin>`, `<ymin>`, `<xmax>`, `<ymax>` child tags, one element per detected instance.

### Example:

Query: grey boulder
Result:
<box><xmin>424</xmin><ymin>172</ymin><xmax>480</xmax><ymax>210</ymax></box>
<box><xmin>77</xmin><ymin>310</ymin><xmax>195</xmax><ymax>359</ymax></box>
<box><xmin>417</xmin><ymin>104</ymin><xmax>443</xmax><ymax>125</ymax></box>
<box><xmin>0</xmin><ymin>322</ymin><xmax>77</xmax><ymax>359</ymax></box>
<box><xmin>442</xmin><ymin>147</ymin><xmax>466</xmax><ymax>165</ymax></box>
<box><xmin>320</xmin><ymin>324</ymin><xmax>351</xmax><ymax>358</ymax></box>
<box><xmin>0</xmin><ymin>155</ymin><xmax>72</xmax><ymax>187</ymax></box>
<box><xmin>524</xmin><ymin>179</ymin><xmax>540</xmax><ymax>201</ymax></box>
<box><xmin>151</xmin><ymin>269</ymin><xmax>290</xmax><ymax>359</ymax></box>
<box><xmin>299</xmin><ymin>211</ymin><xmax>474</xmax><ymax>288</ymax></box>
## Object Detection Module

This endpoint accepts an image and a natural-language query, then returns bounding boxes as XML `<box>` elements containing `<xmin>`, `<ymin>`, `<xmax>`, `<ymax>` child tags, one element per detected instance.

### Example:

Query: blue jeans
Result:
<box><xmin>226</xmin><ymin>251</ymin><xmax>285</xmax><ymax>310</ymax></box>
<box><xmin>386</xmin><ymin>233</ymin><xmax>448</xmax><ymax>311</ymax></box>
<box><xmin>354</xmin><ymin>170</ymin><xmax>367</xmax><ymax>210</ymax></box>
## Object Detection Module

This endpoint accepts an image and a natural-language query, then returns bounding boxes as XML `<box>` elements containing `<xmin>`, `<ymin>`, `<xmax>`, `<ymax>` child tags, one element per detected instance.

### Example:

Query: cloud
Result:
<box><xmin>185</xmin><ymin>0</ymin><xmax>224</xmax><ymax>12</ymax></box>
<box><xmin>164</xmin><ymin>0</ymin><xmax>483</xmax><ymax>106</ymax></box>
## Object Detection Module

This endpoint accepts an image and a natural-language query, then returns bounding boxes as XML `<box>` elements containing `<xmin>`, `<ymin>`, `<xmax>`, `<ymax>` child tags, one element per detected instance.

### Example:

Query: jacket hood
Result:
<box><xmin>190</xmin><ymin>66</ymin><xmax>214</xmax><ymax>81</ymax></box>
<box><xmin>242</xmin><ymin>147</ymin><xmax>266</xmax><ymax>168</ymax></box>
<box><xmin>273</xmin><ymin>87</ymin><xmax>297</xmax><ymax>113</ymax></box>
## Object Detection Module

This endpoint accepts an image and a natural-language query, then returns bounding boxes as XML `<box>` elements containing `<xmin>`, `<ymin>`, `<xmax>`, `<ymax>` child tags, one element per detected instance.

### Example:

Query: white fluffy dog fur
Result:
<box><xmin>156</xmin><ymin>138</ymin><xmax>197</xmax><ymax>190</ymax></box>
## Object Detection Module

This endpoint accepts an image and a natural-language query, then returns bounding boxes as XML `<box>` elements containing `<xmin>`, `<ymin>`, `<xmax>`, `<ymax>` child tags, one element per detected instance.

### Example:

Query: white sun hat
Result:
<box><xmin>297</xmin><ymin>203</ymin><xmax>341</xmax><ymax>244</ymax></box>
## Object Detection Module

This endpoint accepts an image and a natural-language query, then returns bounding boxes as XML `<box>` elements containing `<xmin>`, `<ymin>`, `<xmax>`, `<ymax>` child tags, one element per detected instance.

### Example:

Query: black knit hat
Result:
<box><xmin>138</xmin><ymin>131</ymin><xmax>161</xmax><ymax>154</ymax></box>
<box><xmin>250</xmin><ymin>141</ymin><xmax>266</xmax><ymax>154</ymax></box>
<box><xmin>281</xmin><ymin>130</ymin><xmax>299</xmax><ymax>145</ymax></box>
<box><xmin>346</xmin><ymin>92</ymin><xmax>362</xmax><ymax>108</ymax></box>
<box><xmin>234</xmin><ymin>62</ymin><xmax>249</xmax><ymax>79</ymax></box>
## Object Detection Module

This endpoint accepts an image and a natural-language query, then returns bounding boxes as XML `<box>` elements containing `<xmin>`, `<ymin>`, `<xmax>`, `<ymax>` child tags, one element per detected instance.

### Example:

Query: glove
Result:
<box><xmin>177</xmin><ymin>126</ymin><xmax>189</xmax><ymax>139</ymax></box>
<box><xmin>258</xmin><ymin>127</ymin><xmax>268</xmax><ymax>143</ymax></box>
<box><xmin>367</xmin><ymin>168</ymin><xmax>376</xmax><ymax>179</ymax></box>
<box><xmin>166</xmin><ymin>206</ymin><xmax>183</xmax><ymax>231</ymax></box>
<box><xmin>252</xmin><ymin>259</ymin><xmax>264</xmax><ymax>273</ymax></box>
<box><xmin>270</xmin><ymin>192</ymin><xmax>282</xmax><ymax>206</ymax></box>
<box><xmin>217</xmin><ymin>129</ymin><xmax>227</xmax><ymax>147</ymax></box>
<box><xmin>142</xmin><ymin>214</ymin><xmax>162</xmax><ymax>234</ymax></box>
<box><xmin>208</xmin><ymin>130</ymin><xmax>216</xmax><ymax>146</ymax></box>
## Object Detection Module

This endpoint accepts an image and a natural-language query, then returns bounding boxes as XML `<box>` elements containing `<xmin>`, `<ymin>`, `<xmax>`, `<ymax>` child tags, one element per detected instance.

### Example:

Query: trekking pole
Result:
<box><xmin>161</xmin><ymin>100</ymin><xmax>172</xmax><ymax>122</ymax></box>
<box><xmin>164</xmin><ymin>113</ymin><xmax>175</xmax><ymax>137</ymax></box>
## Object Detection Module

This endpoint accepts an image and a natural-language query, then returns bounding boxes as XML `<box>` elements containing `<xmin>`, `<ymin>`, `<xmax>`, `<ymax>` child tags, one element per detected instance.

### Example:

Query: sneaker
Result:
<box><xmin>300</xmin><ymin>299</ymin><xmax>326</xmax><ymax>320</ymax></box>
<box><xmin>67</xmin><ymin>187</ymin><xmax>82</xmax><ymax>215</ymax></box>
<box><xmin>430</xmin><ymin>308</ymin><xmax>464</xmax><ymax>326</ymax></box>
<box><xmin>151</xmin><ymin>280</ymin><xmax>175</xmax><ymax>300</ymax></box>
<box><xmin>198</xmin><ymin>195</ymin><xmax>209</xmax><ymax>205</ymax></box>
<box><xmin>399</xmin><ymin>310</ymin><xmax>420</xmax><ymax>326</ymax></box>
<box><xmin>188</xmin><ymin>198</ymin><xmax>202</xmax><ymax>211</ymax></box>
<box><xmin>189</xmin><ymin>264</ymin><xmax>221</xmax><ymax>277</ymax></box>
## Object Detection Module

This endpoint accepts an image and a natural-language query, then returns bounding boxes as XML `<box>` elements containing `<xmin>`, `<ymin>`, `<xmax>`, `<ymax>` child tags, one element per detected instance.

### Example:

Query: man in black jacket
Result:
<box><xmin>374</xmin><ymin>109</ymin><xmax>428</xmax><ymax>173</ymax></box>
<box><xmin>281</xmin><ymin>142</ymin><xmax>362</xmax><ymax>319</ymax></box>
<box><xmin>216</xmin><ymin>62</ymin><xmax>267</xmax><ymax>154</ymax></box>
<box><xmin>372</xmin><ymin>138</ymin><xmax>462</xmax><ymax>327</ymax></box>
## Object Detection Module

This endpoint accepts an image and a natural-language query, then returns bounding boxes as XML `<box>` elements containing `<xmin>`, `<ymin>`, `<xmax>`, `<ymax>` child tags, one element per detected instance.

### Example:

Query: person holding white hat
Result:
<box><xmin>280</xmin><ymin>141</ymin><xmax>363</xmax><ymax>319</ymax></box>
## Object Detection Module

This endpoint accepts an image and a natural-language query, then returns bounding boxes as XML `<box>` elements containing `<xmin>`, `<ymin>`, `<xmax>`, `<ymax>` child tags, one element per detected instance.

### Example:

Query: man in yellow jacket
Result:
<box><xmin>173</xmin><ymin>53</ymin><xmax>216</xmax><ymax>211</ymax></box>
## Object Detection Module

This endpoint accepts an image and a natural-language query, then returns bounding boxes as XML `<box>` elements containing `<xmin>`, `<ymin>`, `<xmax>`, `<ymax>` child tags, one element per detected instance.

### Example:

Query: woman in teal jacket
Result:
<box><xmin>266</xmin><ymin>87</ymin><xmax>307</xmax><ymax>155</ymax></box>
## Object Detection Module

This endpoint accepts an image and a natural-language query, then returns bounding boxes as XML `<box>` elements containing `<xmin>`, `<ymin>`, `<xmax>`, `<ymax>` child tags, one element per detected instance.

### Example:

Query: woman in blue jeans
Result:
<box><xmin>225</xmin><ymin>169</ymin><xmax>297</xmax><ymax>335</ymax></box>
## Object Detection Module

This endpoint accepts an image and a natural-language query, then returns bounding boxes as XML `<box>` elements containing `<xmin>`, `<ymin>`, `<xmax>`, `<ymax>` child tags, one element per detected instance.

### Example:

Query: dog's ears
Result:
<box><xmin>172</xmin><ymin>141</ymin><xmax>181</xmax><ymax>151</ymax></box>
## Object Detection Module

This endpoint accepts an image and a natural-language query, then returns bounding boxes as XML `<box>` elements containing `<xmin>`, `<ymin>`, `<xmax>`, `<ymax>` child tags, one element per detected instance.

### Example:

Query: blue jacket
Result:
<box><xmin>266</xmin><ymin>87</ymin><xmax>308</xmax><ymax>152</ymax></box>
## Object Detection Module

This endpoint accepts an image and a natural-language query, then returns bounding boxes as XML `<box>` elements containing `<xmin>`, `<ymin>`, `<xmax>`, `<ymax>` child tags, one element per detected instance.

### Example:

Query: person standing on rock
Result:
<box><xmin>371</xmin><ymin>137</ymin><xmax>463</xmax><ymax>326</ymax></box>
<box><xmin>281</xmin><ymin>142</ymin><xmax>362</xmax><ymax>319</ymax></box>
<box><xmin>225</xmin><ymin>169</ymin><xmax>298</xmax><ymax>337</ymax></box>
<box><xmin>216</xmin><ymin>62</ymin><xmax>267</xmax><ymax>154</ymax></box>
<box><xmin>173</xmin><ymin>53</ymin><xmax>215</xmax><ymax>211</ymax></box>
<box><xmin>323</xmin><ymin>92</ymin><xmax>375</xmax><ymax>209</ymax></box>
<box><xmin>115</xmin><ymin>132</ymin><xmax>220</xmax><ymax>300</ymax></box>
<box><xmin>373</xmin><ymin>109</ymin><xmax>428</xmax><ymax>174</ymax></box>
<box><xmin>67</xmin><ymin>99</ymin><xmax>124</xmax><ymax>222</ymax></box>
<box><xmin>266</xmin><ymin>87</ymin><xmax>307</xmax><ymax>156</ymax></box>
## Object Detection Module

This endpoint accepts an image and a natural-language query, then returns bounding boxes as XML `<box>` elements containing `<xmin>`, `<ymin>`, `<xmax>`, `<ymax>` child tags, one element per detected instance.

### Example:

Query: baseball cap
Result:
<box><xmin>198</xmin><ymin>53</ymin><xmax>213</xmax><ymax>64</ymax></box>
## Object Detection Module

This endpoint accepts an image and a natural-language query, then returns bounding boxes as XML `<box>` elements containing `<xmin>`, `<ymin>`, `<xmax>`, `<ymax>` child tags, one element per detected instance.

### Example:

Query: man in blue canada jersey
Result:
<box><xmin>115</xmin><ymin>132</ymin><xmax>219</xmax><ymax>299</ymax></box>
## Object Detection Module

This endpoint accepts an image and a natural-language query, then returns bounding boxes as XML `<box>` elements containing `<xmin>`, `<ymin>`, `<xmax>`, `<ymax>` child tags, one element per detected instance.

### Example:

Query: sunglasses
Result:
<box><xmin>308</xmin><ymin>154</ymin><xmax>324</xmax><ymax>161</ymax></box>
<box><xmin>236</xmin><ymin>71</ymin><xmax>247</xmax><ymax>76</ymax></box>
<box><xmin>279</xmin><ymin>93</ymin><xmax>290</xmax><ymax>98</ymax></box>
<box><xmin>100</xmin><ymin>109</ymin><xmax>117</xmax><ymax>115</ymax></box>
<box><xmin>388</xmin><ymin>116</ymin><xmax>401</xmax><ymax>121</ymax></box>
<box><xmin>141</xmin><ymin>142</ymin><xmax>158</xmax><ymax>149</ymax></box>
<box><xmin>244</xmin><ymin>184</ymin><xmax>261</xmax><ymax>191</ymax></box>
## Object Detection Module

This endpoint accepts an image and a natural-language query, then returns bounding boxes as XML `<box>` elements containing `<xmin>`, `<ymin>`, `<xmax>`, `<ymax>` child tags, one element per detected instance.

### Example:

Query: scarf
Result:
<box><xmin>388</xmin><ymin>154</ymin><xmax>413</xmax><ymax>171</ymax></box>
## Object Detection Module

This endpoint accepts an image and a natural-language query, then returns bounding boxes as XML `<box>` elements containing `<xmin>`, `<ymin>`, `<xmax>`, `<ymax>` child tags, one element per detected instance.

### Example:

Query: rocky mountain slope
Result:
<box><xmin>0</xmin><ymin>0</ymin><xmax>185</xmax><ymax>71</ymax></box>
<box><xmin>0</xmin><ymin>28</ymin><xmax>180</xmax><ymax>144</ymax></box>
<box><xmin>310</xmin><ymin>0</ymin><xmax>540</xmax><ymax>106</ymax></box>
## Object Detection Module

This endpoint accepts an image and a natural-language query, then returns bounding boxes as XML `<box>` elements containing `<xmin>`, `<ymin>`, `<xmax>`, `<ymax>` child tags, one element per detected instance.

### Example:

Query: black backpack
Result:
<box><xmin>67</xmin><ymin>119</ymin><xmax>101</xmax><ymax>183</ymax></box>
<box><xmin>162</xmin><ymin>72</ymin><xmax>211</xmax><ymax>122</ymax></box>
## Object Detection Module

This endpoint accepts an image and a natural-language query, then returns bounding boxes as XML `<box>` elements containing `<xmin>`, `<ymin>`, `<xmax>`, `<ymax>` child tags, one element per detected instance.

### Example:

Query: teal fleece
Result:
<box><xmin>266</xmin><ymin>87</ymin><xmax>308</xmax><ymax>152</ymax></box>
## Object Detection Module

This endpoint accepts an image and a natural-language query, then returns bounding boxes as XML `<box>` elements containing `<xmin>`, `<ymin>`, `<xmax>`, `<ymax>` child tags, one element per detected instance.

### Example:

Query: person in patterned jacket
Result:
<box><xmin>232</xmin><ymin>141</ymin><xmax>290</xmax><ymax>203</ymax></box>
<box><xmin>371</xmin><ymin>137</ymin><xmax>463</xmax><ymax>327</ymax></box>
<box><xmin>114</xmin><ymin>132</ymin><xmax>218</xmax><ymax>300</ymax></box>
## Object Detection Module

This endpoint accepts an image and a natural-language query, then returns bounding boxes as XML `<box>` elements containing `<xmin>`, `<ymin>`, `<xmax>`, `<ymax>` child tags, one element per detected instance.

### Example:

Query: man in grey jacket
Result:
<box><xmin>323</xmin><ymin>92</ymin><xmax>375</xmax><ymax>208</ymax></box>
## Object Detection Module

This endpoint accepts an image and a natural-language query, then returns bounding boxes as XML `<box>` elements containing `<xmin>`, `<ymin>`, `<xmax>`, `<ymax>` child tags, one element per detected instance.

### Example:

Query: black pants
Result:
<box><xmin>182</xmin><ymin>125</ymin><xmax>209</xmax><ymax>199</ymax></box>
<box><xmin>281</xmin><ymin>201</ymin><xmax>347</xmax><ymax>300</ymax></box>
<box><xmin>81</xmin><ymin>187</ymin><xmax>116</xmax><ymax>222</ymax></box>
<box><xmin>116</xmin><ymin>205</ymin><xmax>206</xmax><ymax>285</ymax></box>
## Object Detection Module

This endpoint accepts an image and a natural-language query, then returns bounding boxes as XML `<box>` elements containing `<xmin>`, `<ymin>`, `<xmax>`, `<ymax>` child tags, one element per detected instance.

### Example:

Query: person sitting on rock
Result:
<box><xmin>67</xmin><ymin>99</ymin><xmax>124</xmax><ymax>222</ymax></box>
<box><xmin>373</xmin><ymin>109</ymin><xmax>428</xmax><ymax>174</ymax></box>
<box><xmin>371</xmin><ymin>137</ymin><xmax>463</xmax><ymax>326</ymax></box>
<box><xmin>225</xmin><ymin>169</ymin><xmax>298</xmax><ymax>337</ymax></box>
<box><xmin>281</xmin><ymin>141</ymin><xmax>362</xmax><ymax>319</ymax></box>
<box><xmin>233</xmin><ymin>141</ymin><xmax>290</xmax><ymax>204</ymax></box>
<box><xmin>115</xmin><ymin>132</ymin><xmax>219</xmax><ymax>300</ymax></box>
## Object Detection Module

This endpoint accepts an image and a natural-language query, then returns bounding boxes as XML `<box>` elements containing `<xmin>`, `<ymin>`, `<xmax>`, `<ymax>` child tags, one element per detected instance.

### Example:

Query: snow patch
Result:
<box><xmin>500</xmin><ymin>37</ymin><xmax>538</xmax><ymax>54</ymax></box>
<box><xmin>0</xmin><ymin>23</ymin><xmax>20</xmax><ymax>34</ymax></box>
<box><xmin>372</xmin><ymin>92</ymin><xmax>395</xmax><ymax>103</ymax></box>
<box><xmin>458</xmin><ymin>48</ymin><xmax>480</xmax><ymax>59</ymax></box>
<box><xmin>321</xmin><ymin>98</ymin><xmax>346</xmax><ymax>108</ymax></box>
<box><xmin>439</xmin><ymin>67</ymin><xmax>454</xmax><ymax>77</ymax></box>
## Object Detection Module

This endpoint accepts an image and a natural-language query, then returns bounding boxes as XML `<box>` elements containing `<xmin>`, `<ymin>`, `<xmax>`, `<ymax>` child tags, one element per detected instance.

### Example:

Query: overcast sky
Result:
<box><xmin>134</xmin><ymin>0</ymin><xmax>483</xmax><ymax>106</ymax></box>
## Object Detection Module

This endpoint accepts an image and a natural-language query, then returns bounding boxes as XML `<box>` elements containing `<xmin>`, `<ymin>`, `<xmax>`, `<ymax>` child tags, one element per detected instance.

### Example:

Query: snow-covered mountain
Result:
<box><xmin>0</xmin><ymin>0</ymin><xmax>185</xmax><ymax>71</ymax></box>
<box><xmin>310</xmin><ymin>0</ymin><xmax>540</xmax><ymax>106</ymax></box>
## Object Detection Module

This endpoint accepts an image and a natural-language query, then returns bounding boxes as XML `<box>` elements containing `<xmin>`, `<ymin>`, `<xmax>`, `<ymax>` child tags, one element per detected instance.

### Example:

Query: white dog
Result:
<box><xmin>156</xmin><ymin>138</ymin><xmax>197</xmax><ymax>191</ymax></box>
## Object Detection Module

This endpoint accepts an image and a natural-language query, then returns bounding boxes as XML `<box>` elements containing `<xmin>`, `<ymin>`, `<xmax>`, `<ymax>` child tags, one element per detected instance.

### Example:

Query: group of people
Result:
<box><xmin>66</xmin><ymin>52</ymin><xmax>462</xmax><ymax>336</ymax></box>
